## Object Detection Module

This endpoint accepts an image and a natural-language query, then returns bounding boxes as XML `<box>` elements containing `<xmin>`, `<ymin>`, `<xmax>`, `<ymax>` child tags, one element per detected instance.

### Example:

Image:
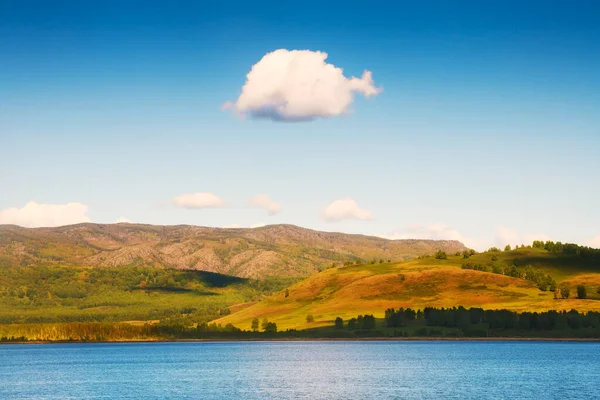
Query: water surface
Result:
<box><xmin>0</xmin><ymin>341</ymin><xmax>597</xmax><ymax>399</ymax></box>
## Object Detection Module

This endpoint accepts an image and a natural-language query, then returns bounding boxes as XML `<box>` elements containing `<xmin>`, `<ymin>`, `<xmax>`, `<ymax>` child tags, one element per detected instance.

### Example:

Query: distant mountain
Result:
<box><xmin>0</xmin><ymin>223</ymin><xmax>466</xmax><ymax>279</ymax></box>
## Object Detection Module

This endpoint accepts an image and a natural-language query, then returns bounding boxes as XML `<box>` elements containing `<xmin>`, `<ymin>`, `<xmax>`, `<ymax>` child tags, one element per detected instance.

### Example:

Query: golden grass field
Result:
<box><xmin>214</xmin><ymin>248</ymin><xmax>600</xmax><ymax>331</ymax></box>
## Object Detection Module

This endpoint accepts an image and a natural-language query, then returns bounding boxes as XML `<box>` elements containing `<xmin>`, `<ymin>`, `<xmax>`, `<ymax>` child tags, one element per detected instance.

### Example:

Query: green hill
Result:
<box><xmin>214</xmin><ymin>245</ymin><xmax>600</xmax><ymax>331</ymax></box>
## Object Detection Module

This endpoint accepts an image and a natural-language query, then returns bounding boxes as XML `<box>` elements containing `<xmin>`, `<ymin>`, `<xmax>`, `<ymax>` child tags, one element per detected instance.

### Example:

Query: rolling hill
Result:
<box><xmin>214</xmin><ymin>246</ymin><xmax>600</xmax><ymax>330</ymax></box>
<box><xmin>0</xmin><ymin>223</ymin><xmax>466</xmax><ymax>279</ymax></box>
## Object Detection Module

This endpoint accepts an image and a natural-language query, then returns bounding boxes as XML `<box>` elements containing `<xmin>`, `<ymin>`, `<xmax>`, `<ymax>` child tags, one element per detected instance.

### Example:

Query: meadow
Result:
<box><xmin>215</xmin><ymin>244</ymin><xmax>600</xmax><ymax>331</ymax></box>
<box><xmin>0</xmin><ymin>265</ymin><xmax>298</xmax><ymax>325</ymax></box>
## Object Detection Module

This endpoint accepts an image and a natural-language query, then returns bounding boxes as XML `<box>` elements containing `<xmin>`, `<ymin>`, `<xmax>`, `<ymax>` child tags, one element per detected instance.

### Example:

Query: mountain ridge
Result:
<box><xmin>0</xmin><ymin>223</ymin><xmax>466</xmax><ymax>279</ymax></box>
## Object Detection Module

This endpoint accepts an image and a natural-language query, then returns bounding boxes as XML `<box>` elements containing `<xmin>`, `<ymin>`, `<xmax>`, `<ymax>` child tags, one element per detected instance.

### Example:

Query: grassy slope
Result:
<box><xmin>214</xmin><ymin>248</ymin><xmax>600</xmax><ymax>331</ymax></box>
<box><xmin>0</xmin><ymin>265</ymin><xmax>297</xmax><ymax>324</ymax></box>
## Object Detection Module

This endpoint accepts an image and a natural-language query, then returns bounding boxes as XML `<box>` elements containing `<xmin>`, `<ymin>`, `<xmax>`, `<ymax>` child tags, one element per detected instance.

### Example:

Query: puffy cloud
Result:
<box><xmin>380</xmin><ymin>223</ymin><xmax>481</xmax><ymax>249</ymax></box>
<box><xmin>224</xmin><ymin>49</ymin><xmax>382</xmax><ymax>122</ymax></box>
<box><xmin>0</xmin><ymin>201</ymin><xmax>91</xmax><ymax>228</ymax></box>
<box><xmin>222</xmin><ymin>222</ymin><xmax>266</xmax><ymax>229</ymax></box>
<box><xmin>495</xmin><ymin>226</ymin><xmax>551</xmax><ymax>248</ymax></box>
<box><xmin>172</xmin><ymin>193</ymin><xmax>226</xmax><ymax>209</ymax></box>
<box><xmin>116</xmin><ymin>217</ymin><xmax>132</xmax><ymax>224</ymax></box>
<box><xmin>586</xmin><ymin>235</ymin><xmax>600</xmax><ymax>249</ymax></box>
<box><xmin>247</xmin><ymin>194</ymin><xmax>281</xmax><ymax>215</ymax></box>
<box><xmin>321</xmin><ymin>198</ymin><xmax>372</xmax><ymax>222</ymax></box>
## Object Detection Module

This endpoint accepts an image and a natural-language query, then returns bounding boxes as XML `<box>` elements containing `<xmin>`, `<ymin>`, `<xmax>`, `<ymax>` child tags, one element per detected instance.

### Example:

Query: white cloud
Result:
<box><xmin>172</xmin><ymin>193</ymin><xmax>226</xmax><ymax>209</ymax></box>
<box><xmin>321</xmin><ymin>198</ymin><xmax>372</xmax><ymax>222</ymax></box>
<box><xmin>224</xmin><ymin>49</ymin><xmax>382</xmax><ymax>122</ymax></box>
<box><xmin>495</xmin><ymin>226</ymin><xmax>551</xmax><ymax>248</ymax></box>
<box><xmin>116</xmin><ymin>217</ymin><xmax>132</xmax><ymax>224</ymax></box>
<box><xmin>0</xmin><ymin>201</ymin><xmax>91</xmax><ymax>228</ymax></box>
<box><xmin>247</xmin><ymin>194</ymin><xmax>281</xmax><ymax>215</ymax></box>
<box><xmin>380</xmin><ymin>223</ymin><xmax>482</xmax><ymax>249</ymax></box>
<box><xmin>585</xmin><ymin>235</ymin><xmax>600</xmax><ymax>249</ymax></box>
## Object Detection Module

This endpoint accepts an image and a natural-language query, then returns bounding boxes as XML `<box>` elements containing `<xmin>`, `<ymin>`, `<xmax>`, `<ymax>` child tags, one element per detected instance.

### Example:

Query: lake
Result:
<box><xmin>0</xmin><ymin>341</ymin><xmax>597</xmax><ymax>399</ymax></box>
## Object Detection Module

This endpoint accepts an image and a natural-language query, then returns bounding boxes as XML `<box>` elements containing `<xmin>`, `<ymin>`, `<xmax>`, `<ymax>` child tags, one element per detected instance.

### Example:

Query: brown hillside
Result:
<box><xmin>0</xmin><ymin>223</ymin><xmax>466</xmax><ymax>278</ymax></box>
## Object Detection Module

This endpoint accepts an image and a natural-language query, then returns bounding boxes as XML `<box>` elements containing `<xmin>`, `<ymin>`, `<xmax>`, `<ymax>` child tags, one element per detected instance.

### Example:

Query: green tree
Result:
<box><xmin>264</xmin><ymin>322</ymin><xmax>277</xmax><ymax>333</ymax></box>
<box><xmin>434</xmin><ymin>250</ymin><xmax>447</xmax><ymax>260</ymax></box>
<box><xmin>560</xmin><ymin>287</ymin><xmax>571</xmax><ymax>299</ymax></box>
<box><xmin>347</xmin><ymin>318</ymin><xmax>357</xmax><ymax>330</ymax></box>
<box><xmin>251</xmin><ymin>318</ymin><xmax>259</xmax><ymax>332</ymax></box>
<box><xmin>306</xmin><ymin>314</ymin><xmax>314</xmax><ymax>323</ymax></box>
<box><xmin>261</xmin><ymin>318</ymin><xmax>269</xmax><ymax>331</ymax></box>
<box><xmin>334</xmin><ymin>317</ymin><xmax>344</xmax><ymax>329</ymax></box>
<box><xmin>504</xmin><ymin>244</ymin><xmax>512</xmax><ymax>252</ymax></box>
<box><xmin>577</xmin><ymin>285</ymin><xmax>587</xmax><ymax>299</ymax></box>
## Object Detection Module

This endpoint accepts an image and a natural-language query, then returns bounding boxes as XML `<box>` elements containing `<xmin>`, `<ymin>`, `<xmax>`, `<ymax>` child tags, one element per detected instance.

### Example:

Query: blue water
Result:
<box><xmin>0</xmin><ymin>341</ymin><xmax>598</xmax><ymax>399</ymax></box>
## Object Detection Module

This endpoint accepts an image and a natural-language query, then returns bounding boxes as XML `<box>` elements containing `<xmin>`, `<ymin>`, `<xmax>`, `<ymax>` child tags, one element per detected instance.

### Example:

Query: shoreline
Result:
<box><xmin>2</xmin><ymin>336</ymin><xmax>600</xmax><ymax>345</ymax></box>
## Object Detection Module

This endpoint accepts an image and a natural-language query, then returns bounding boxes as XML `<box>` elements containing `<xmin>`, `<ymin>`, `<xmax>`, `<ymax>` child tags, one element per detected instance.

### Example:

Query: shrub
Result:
<box><xmin>435</xmin><ymin>250</ymin><xmax>448</xmax><ymax>260</ymax></box>
<box><xmin>577</xmin><ymin>285</ymin><xmax>587</xmax><ymax>299</ymax></box>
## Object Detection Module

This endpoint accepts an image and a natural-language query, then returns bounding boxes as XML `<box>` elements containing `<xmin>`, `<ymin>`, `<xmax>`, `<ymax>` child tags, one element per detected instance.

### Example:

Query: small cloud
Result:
<box><xmin>0</xmin><ymin>201</ymin><xmax>91</xmax><ymax>228</ymax></box>
<box><xmin>116</xmin><ymin>217</ymin><xmax>132</xmax><ymax>224</ymax></box>
<box><xmin>222</xmin><ymin>224</ymin><xmax>242</xmax><ymax>229</ymax></box>
<box><xmin>172</xmin><ymin>193</ymin><xmax>226</xmax><ymax>209</ymax></box>
<box><xmin>495</xmin><ymin>226</ymin><xmax>551</xmax><ymax>248</ymax></box>
<box><xmin>321</xmin><ymin>198</ymin><xmax>372</xmax><ymax>222</ymax></box>
<box><xmin>248</xmin><ymin>194</ymin><xmax>281</xmax><ymax>215</ymax></box>
<box><xmin>224</xmin><ymin>49</ymin><xmax>382</xmax><ymax>122</ymax></box>
<box><xmin>380</xmin><ymin>223</ymin><xmax>480</xmax><ymax>248</ymax></box>
<box><xmin>585</xmin><ymin>235</ymin><xmax>600</xmax><ymax>249</ymax></box>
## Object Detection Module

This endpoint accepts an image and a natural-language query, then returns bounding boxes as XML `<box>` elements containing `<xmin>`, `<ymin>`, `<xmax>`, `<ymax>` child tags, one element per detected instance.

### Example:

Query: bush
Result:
<box><xmin>435</xmin><ymin>250</ymin><xmax>448</xmax><ymax>260</ymax></box>
<box><xmin>334</xmin><ymin>317</ymin><xmax>344</xmax><ymax>329</ymax></box>
<box><xmin>577</xmin><ymin>285</ymin><xmax>587</xmax><ymax>299</ymax></box>
<box><xmin>306</xmin><ymin>314</ymin><xmax>314</xmax><ymax>323</ymax></box>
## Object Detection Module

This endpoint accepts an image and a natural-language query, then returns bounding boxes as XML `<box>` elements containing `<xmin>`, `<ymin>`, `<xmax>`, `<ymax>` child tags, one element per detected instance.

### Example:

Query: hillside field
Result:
<box><xmin>214</xmin><ymin>247</ymin><xmax>600</xmax><ymax>331</ymax></box>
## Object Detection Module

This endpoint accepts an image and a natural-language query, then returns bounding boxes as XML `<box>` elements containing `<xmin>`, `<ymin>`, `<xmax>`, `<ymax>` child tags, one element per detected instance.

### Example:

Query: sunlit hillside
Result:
<box><xmin>214</xmin><ymin>246</ymin><xmax>600</xmax><ymax>330</ymax></box>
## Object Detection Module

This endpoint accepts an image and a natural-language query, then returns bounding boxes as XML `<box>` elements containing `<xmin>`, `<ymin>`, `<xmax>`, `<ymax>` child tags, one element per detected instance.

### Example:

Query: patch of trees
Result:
<box><xmin>422</xmin><ymin>306</ymin><xmax>600</xmax><ymax>333</ymax></box>
<box><xmin>461</xmin><ymin>263</ymin><xmax>556</xmax><ymax>291</ymax></box>
<box><xmin>346</xmin><ymin>314</ymin><xmax>376</xmax><ymax>330</ymax></box>
<box><xmin>532</xmin><ymin>240</ymin><xmax>600</xmax><ymax>259</ymax></box>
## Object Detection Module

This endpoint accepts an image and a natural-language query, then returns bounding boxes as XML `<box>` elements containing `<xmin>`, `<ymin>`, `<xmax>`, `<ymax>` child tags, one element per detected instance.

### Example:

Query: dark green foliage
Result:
<box><xmin>504</xmin><ymin>245</ymin><xmax>512</xmax><ymax>252</ymax></box>
<box><xmin>561</xmin><ymin>287</ymin><xmax>571</xmax><ymax>299</ymax></box>
<box><xmin>306</xmin><ymin>314</ymin><xmax>314</xmax><ymax>323</ymax></box>
<box><xmin>334</xmin><ymin>317</ymin><xmax>344</xmax><ymax>329</ymax></box>
<box><xmin>263</xmin><ymin>322</ymin><xmax>278</xmax><ymax>333</ymax></box>
<box><xmin>385</xmin><ymin>308</ymin><xmax>417</xmax><ymax>327</ymax></box>
<box><xmin>488</xmin><ymin>247</ymin><xmax>501</xmax><ymax>253</ymax></box>
<box><xmin>533</xmin><ymin>240</ymin><xmax>600</xmax><ymax>259</ymax></box>
<box><xmin>251</xmin><ymin>318</ymin><xmax>259</xmax><ymax>332</ymax></box>
<box><xmin>435</xmin><ymin>250</ymin><xmax>448</xmax><ymax>260</ymax></box>
<box><xmin>461</xmin><ymin>263</ymin><xmax>556</xmax><ymax>291</ymax></box>
<box><xmin>0</xmin><ymin>265</ymin><xmax>297</xmax><ymax>325</ymax></box>
<box><xmin>347</xmin><ymin>318</ymin><xmax>357</xmax><ymax>330</ymax></box>
<box><xmin>577</xmin><ymin>285</ymin><xmax>587</xmax><ymax>299</ymax></box>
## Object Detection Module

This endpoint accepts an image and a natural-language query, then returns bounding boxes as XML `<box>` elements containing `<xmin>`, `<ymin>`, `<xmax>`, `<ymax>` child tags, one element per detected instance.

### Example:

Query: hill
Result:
<box><xmin>214</xmin><ymin>246</ymin><xmax>600</xmax><ymax>330</ymax></box>
<box><xmin>0</xmin><ymin>223</ymin><xmax>466</xmax><ymax>279</ymax></box>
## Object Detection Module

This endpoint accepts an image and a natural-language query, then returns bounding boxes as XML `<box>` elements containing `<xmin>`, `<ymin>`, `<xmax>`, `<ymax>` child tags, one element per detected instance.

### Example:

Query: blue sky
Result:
<box><xmin>1</xmin><ymin>0</ymin><xmax>599</xmax><ymax>249</ymax></box>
